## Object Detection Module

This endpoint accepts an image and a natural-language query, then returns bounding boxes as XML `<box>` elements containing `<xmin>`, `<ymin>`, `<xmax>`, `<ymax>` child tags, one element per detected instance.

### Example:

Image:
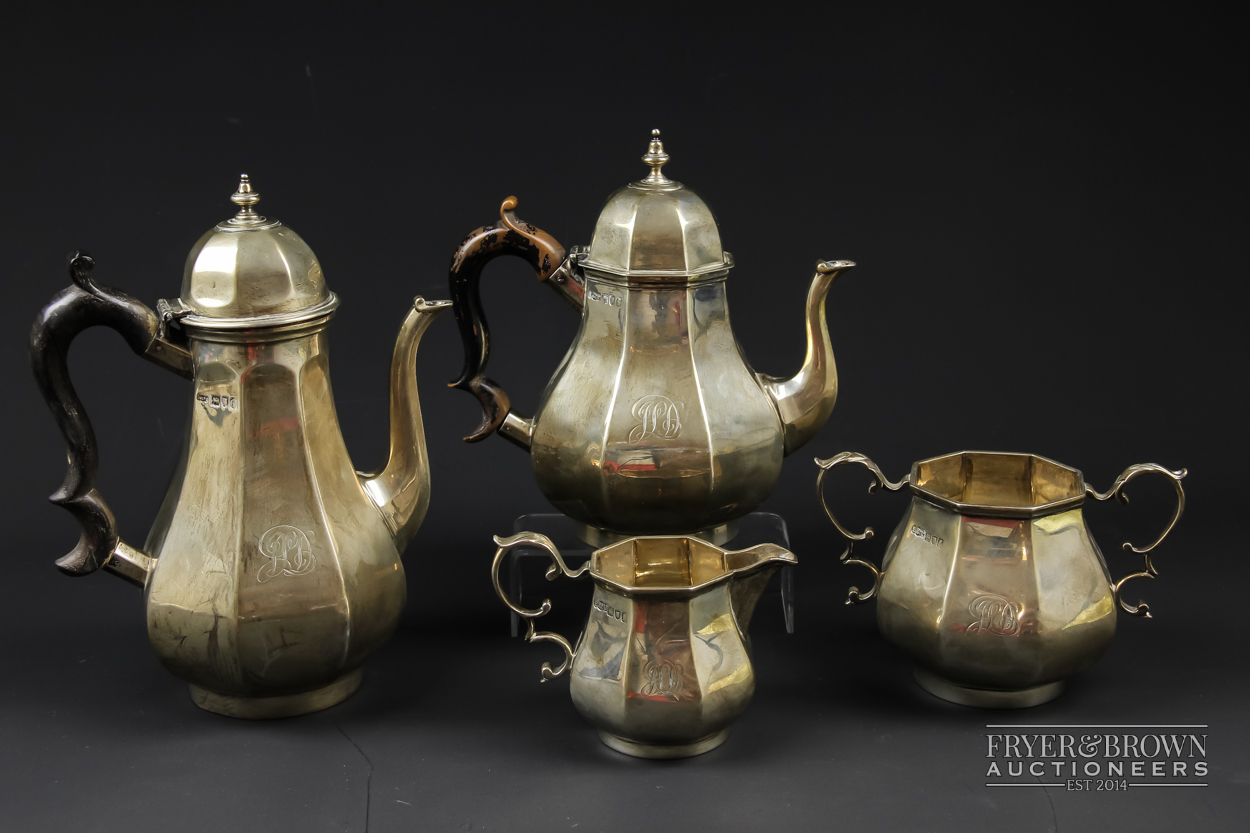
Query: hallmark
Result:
<box><xmin>911</xmin><ymin>524</ymin><xmax>944</xmax><ymax>547</ymax></box>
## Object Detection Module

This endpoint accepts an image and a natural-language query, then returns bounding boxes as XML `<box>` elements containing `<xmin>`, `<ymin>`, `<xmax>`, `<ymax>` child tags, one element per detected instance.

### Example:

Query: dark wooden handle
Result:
<box><xmin>447</xmin><ymin>197</ymin><xmax>575</xmax><ymax>442</ymax></box>
<box><xmin>30</xmin><ymin>252</ymin><xmax>192</xmax><ymax>576</ymax></box>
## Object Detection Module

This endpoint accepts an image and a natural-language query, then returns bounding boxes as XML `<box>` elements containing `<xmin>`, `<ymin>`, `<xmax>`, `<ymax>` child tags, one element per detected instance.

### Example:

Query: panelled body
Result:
<box><xmin>820</xmin><ymin>450</ymin><xmax>1186</xmax><ymax>707</ymax></box>
<box><xmin>144</xmin><ymin>327</ymin><xmax>405</xmax><ymax>699</ymax></box>
<box><xmin>531</xmin><ymin>278</ymin><xmax>783</xmax><ymax>534</ymax></box>
<box><xmin>494</xmin><ymin>534</ymin><xmax>795</xmax><ymax>757</ymax></box>
<box><xmin>876</xmin><ymin>499</ymin><xmax>1117</xmax><ymax>693</ymax></box>
<box><xmin>570</xmin><ymin>582</ymin><xmax>756</xmax><ymax>749</ymax></box>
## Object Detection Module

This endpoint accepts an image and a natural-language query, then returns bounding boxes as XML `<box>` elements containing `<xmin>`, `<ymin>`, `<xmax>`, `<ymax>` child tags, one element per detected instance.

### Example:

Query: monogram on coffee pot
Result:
<box><xmin>31</xmin><ymin>176</ymin><xmax>450</xmax><ymax>718</ymax></box>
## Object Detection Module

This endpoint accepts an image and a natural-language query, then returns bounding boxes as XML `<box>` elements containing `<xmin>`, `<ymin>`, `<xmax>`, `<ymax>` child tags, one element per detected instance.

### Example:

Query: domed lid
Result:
<box><xmin>177</xmin><ymin>175</ymin><xmax>337</xmax><ymax>325</ymax></box>
<box><xmin>583</xmin><ymin>130</ymin><xmax>733</xmax><ymax>282</ymax></box>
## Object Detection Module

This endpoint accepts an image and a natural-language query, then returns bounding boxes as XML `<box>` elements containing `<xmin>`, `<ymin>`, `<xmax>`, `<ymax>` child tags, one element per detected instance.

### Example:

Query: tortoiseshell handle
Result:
<box><xmin>447</xmin><ymin>197</ymin><xmax>580</xmax><ymax>443</ymax></box>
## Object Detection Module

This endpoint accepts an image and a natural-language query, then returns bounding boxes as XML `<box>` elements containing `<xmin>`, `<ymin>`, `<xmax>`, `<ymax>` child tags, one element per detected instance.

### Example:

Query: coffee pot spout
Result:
<box><xmin>757</xmin><ymin>260</ymin><xmax>854</xmax><ymax>456</ymax></box>
<box><xmin>358</xmin><ymin>297</ymin><xmax>451</xmax><ymax>553</ymax></box>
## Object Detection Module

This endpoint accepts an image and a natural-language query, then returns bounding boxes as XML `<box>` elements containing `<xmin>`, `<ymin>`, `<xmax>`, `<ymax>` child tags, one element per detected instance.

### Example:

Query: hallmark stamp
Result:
<box><xmin>586</xmin><ymin>287</ymin><xmax>622</xmax><ymax>307</ymax></box>
<box><xmin>197</xmin><ymin>392</ymin><xmax>239</xmax><ymax>412</ymax></box>
<box><xmin>594</xmin><ymin>598</ymin><xmax>628</xmax><ymax>622</ymax></box>
<box><xmin>911</xmin><ymin>524</ymin><xmax>944</xmax><ymax>547</ymax></box>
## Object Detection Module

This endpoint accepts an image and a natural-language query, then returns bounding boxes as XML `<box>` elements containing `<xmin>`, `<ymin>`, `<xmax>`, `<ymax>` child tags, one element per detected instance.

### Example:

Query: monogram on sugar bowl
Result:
<box><xmin>815</xmin><ymin>451</ymin><xmax>1186</xmax><ymax>708</ymax></box>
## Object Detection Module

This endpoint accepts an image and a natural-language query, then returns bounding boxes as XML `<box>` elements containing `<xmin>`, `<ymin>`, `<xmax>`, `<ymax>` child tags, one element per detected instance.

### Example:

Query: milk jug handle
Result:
<box><xmin>1086</xmin><ymin>463</ymin><xmax>1187</xmax><ymax>618</ymax></box>
<box><xmin>491</xmin><ymin>531</ymin><xmax>589</xmax><ymax>681</ymax></box>
<box><xmin>815</xmin><ymin>452</ymin><xmax>909</xmax><ymax>604</ymax></box>
<box><xmin>29</xmin><ymin>252</ymin><xmax>193</xmax><ymax>585</ymax></box>
<box><xmin>448</xmin><ymin>197</ymin><xmax>582</xmax><ymax>445</ymax></box>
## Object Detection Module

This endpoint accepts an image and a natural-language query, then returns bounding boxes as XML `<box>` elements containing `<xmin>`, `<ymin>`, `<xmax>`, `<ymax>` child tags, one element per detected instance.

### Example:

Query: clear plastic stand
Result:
<box><xmin>505</xmin><ymin>512</ymin><xmax>794</xmax><ymax>637</ymax></box>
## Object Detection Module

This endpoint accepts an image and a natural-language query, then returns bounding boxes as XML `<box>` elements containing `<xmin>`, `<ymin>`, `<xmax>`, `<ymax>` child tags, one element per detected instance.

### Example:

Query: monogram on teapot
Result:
<box><xmin>449</xmin><ymin>130</ymin><xmax>855</xmax><ymax>543</ymax></box>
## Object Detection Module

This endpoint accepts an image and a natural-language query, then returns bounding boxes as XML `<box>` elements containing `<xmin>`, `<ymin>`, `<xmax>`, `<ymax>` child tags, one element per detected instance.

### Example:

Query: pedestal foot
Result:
<box><xmin>913</xmin><ymin>667</ymin><xmax>1064</xmax><ymax>709</ymax></box>
<box><xmin>189</xmin><ymin>668</ymin><xmax>364</xmax><ymax>719</ymax></box>
<box><xmin>597</xmin><ymin>729</ymin><xmax>730</xmax><ymax>759</ymax></box>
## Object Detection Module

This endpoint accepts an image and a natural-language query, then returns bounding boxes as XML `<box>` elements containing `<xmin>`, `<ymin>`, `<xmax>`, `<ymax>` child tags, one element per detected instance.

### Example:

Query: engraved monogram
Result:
<box><xmin>628</xmin><ymin>394</ymin><xmax>684</xmax><ymax>443</ymax></box>
<box><xmin>640</xmin><ymin>658</ymin><xmax>683</xmax><ymax>696</ymax></box>
<box><xmin>967</xmin><ymin>594</ymin><xmax>1022</xmax><ymax>636</ymax></box>
<box><xmin>256</xmin><ymin>525</ymin><xmax>316</xmax><ymax>583</ymax></box>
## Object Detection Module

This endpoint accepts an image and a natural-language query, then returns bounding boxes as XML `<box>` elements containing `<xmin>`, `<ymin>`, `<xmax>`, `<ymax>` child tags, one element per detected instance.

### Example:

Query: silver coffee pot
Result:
<box><xmin>449</xmin><ymin>131</ymin><xmax>854</xmax><ymax>542</ymax></box>
<box><xmin>31</xmin><ymin>176</ymin><xmax>449</xmax><ymax>718</ymax></box>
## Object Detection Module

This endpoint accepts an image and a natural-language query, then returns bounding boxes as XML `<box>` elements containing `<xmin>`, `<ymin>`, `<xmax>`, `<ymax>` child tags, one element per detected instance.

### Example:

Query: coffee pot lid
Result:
<box><xmin>583</xmin><ymin>130</ymin><xmax>733</xmax><ymax>281</ymax></box>
<box><xmin>177</xmin><ymin>176</ymin><xmax>337</xmax><ymax>324</ymax></box>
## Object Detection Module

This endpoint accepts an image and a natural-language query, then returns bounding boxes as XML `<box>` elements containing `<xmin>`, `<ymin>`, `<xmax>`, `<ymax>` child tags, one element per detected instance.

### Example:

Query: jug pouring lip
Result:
<box><xmin>909</xmin><ymin>450</ymin><xmax>1088</xmax><ymax>520</ymax></box>
<box><xmin>587</xmin><ymin>535</ymin><xmax>796</xmax><ymax>598</ymax></box>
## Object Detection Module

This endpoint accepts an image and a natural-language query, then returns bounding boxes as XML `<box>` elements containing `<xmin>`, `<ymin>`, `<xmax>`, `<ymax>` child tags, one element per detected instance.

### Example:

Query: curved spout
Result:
<box><xmin>359</xmin><ymin>297</ymin><xmax>451</xmax><ymax>553</ymax></box>
<box><xmin>756</xmin><ymin>260</ymin><xmax>854</xmax><ymax>456</ymax></box>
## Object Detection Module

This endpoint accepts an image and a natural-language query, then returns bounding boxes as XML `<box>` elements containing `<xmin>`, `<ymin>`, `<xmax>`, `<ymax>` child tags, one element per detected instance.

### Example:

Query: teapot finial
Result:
<box><xmin>641</xmin><ymin>129</ymin><xmax>671</xmax><ymax>185</ymax></box>
<box><xmin>229</xmin><ymin>174</ymin><xmax>265</xmax><ymax>225</ymax></box>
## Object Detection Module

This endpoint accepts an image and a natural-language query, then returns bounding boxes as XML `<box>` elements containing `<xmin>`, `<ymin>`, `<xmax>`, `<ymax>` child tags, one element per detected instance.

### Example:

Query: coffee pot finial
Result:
<box><xmin>229</xmin><ymin>174</ymin><xmax>264</xmax><ymax>224</ymax></box>
<box><xmin>641</xmin><ymin>128</ymin><xmax>671</xmax><ymax>185</ymax></box>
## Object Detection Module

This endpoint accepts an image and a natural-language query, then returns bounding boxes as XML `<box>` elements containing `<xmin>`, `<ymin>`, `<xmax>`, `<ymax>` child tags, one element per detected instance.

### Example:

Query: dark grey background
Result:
<box><xmin>2</xmin><ymin>3</ymin><xmax>1245</xmax><ymax>831</ymax></box>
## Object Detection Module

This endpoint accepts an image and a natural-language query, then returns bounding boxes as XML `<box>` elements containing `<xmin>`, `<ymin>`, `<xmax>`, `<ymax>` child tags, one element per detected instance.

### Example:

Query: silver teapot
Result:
<box><xmin>449</xmin><ymin>131</ymin><xmax>854</xmax><ymax>543</ymax></box>
<box><xmin>31</xmin><ymin>177</ymin><xmax>449</xmax><ymax>718</ymax></box>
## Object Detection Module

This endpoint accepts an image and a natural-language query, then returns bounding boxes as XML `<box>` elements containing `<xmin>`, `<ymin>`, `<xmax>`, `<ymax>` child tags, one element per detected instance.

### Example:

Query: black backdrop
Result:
<box><xmin>2</xmin><ymin>4</ymin><xmax>1245</xmax><ymax>832</ymax></box>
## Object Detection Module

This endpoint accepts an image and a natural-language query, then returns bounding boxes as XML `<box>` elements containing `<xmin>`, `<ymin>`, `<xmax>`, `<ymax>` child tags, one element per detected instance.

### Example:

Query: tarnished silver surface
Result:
<box><xmin>450</xmin><ymin>131</ymin><xmax>855</xmax><ymax>537</ymax></box>
<box><xmin>492</xmin><ymin>532</ymin><xmax>796</xmax><ymax>758</ymax></box>
<box><xmin>32</xmin><ymin>177</ymin><xmax>450</xmax><ymax>719</ymax></box>
<box><xmin>816</xmin><ymin>451</ymin><xmax>1187</xmax><ymax>708</ymax></box>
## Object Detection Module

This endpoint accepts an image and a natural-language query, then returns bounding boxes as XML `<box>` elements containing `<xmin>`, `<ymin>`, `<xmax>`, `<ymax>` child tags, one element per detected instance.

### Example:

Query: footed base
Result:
<box><xmin>189</xmin><ymin>668</ymin><xmax>364</xmax><ymax>719</ymax></box>
<box><xmin>914</xmin><ymin>667</ymin><xmax>1064</xmax><ymax>709</ymax></box>
<box><xmin>597</xmin><ymin>729</ymin><xmax>729</xmax><ymax>759</ymax></box>
<box><xmin>576</xmin><ymin>521</ymin><xmax>740</xmax><ymax>548</ymax></box>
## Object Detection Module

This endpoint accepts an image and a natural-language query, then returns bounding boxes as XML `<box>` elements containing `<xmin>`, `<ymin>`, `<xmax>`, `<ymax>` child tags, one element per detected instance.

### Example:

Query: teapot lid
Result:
<box><xmin>583</xmin><ymin>130</ymin><xmax>733</xmax><ymax>282</ymax></box>
<box><xmin>175</xmin><ymin>175</ymin><xmax>337</xmax><ymax>326</ymax></box>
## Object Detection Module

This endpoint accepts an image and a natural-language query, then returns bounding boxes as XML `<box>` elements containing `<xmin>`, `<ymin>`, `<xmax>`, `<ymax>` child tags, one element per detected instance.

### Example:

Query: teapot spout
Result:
<box><xmin>757</xmin><ymin>260</ymin><xmax>854</xmax><ymax>456</ymax></box>
<box><xmin>359</xmin><ymin>297</ymin><xmax>451</xmax><ymax>553</ymax></box>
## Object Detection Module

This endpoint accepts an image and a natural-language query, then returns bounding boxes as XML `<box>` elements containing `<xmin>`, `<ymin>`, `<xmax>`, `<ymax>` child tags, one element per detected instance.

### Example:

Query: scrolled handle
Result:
<box><xmin>30</xmin><ymin>252</ymin><xmax>193</xmax><ymax>585</ymax></box>
<box><xmin>491</xmin><ymin>531</ymin><xmax>589</xmax><ymax>680</ymax></box>
<box><xmin>1086</xmin><ymin>463</ymin><xmax>1187</xmax><ymax>617</ymax></box>
<box><xmin>815</xmin><ymin>452</ymin><xmax>908</xmax><ymax>604</ymax></box>
<box><xmin>448</xmin><ymin>198</ymin><xmax>580</xmax><ymax>446</ymax></box>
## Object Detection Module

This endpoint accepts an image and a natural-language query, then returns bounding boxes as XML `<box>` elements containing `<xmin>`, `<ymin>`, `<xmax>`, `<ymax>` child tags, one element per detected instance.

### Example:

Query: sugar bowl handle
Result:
<box><xmin>448</xmin><ymin>198</ymin><xmax>580</xmax><ymax>446</ymax></box>
<box><xmin>815</xmin><ymin>452</ymin><xmax>909</xmax><ymax>604</ymax></box>
<box><xmin>1086</xmin><ymin>463</ymin><xmax>1188</xmax><ymax>618</ymax></box>
<box><xmin>30</xmin><ymin>252</ymin><xmax>193</xmax><ymax>586</ymax></box>
<box><xmin>491</xmin><ymin>532</ymin><xmax>589</xmax><ymax>680</ymax></box>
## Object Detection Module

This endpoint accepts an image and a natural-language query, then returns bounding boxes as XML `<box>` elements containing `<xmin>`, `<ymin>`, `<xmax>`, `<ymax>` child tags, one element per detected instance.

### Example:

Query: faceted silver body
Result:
<box><xmin>818</xmin><ymin>451</ymin><xmax>1187</xmax><ymax>708</ymax></box>
<box><xmin>144</xmin><ymin>324</ymin><xmax>406</xmax><ymax>709</ymax></box>
<box><xmin>30</xmin><ymin>177</ymin><xmax>449</xmax><ymax>718</ymax></box>
<box><xmin>493</xmin><ymin>533</ymin><xmax>796</xmax><ymax>758</ymax></box>
<box><xmin>531</xmin><ymin>278</ymin><xmax>784</xmax><ymax>534</ymax></box>
<box><xmin>450</xmin><ymin>132</ymin><xmax>852</xmax><ymax>540</ymax></box>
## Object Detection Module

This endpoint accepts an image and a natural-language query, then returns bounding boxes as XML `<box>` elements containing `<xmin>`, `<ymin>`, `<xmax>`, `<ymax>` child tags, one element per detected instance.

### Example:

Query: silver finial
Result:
<box><xmin>641</xmin><ymin>129</ymin><xmax>671</xmax><ymax>185</ymax></box>
<box><xmin>229</xmin><ymin>174</ymin><xmax>265</xmax><ymax>224</ymax></box>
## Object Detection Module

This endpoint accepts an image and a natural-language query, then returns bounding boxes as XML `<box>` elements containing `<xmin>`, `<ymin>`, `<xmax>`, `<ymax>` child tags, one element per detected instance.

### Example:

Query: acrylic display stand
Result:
<box><xmin>503</xmin><ymin>512</ymin><xmax>794</xmax><ymax>637</ymax></box>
